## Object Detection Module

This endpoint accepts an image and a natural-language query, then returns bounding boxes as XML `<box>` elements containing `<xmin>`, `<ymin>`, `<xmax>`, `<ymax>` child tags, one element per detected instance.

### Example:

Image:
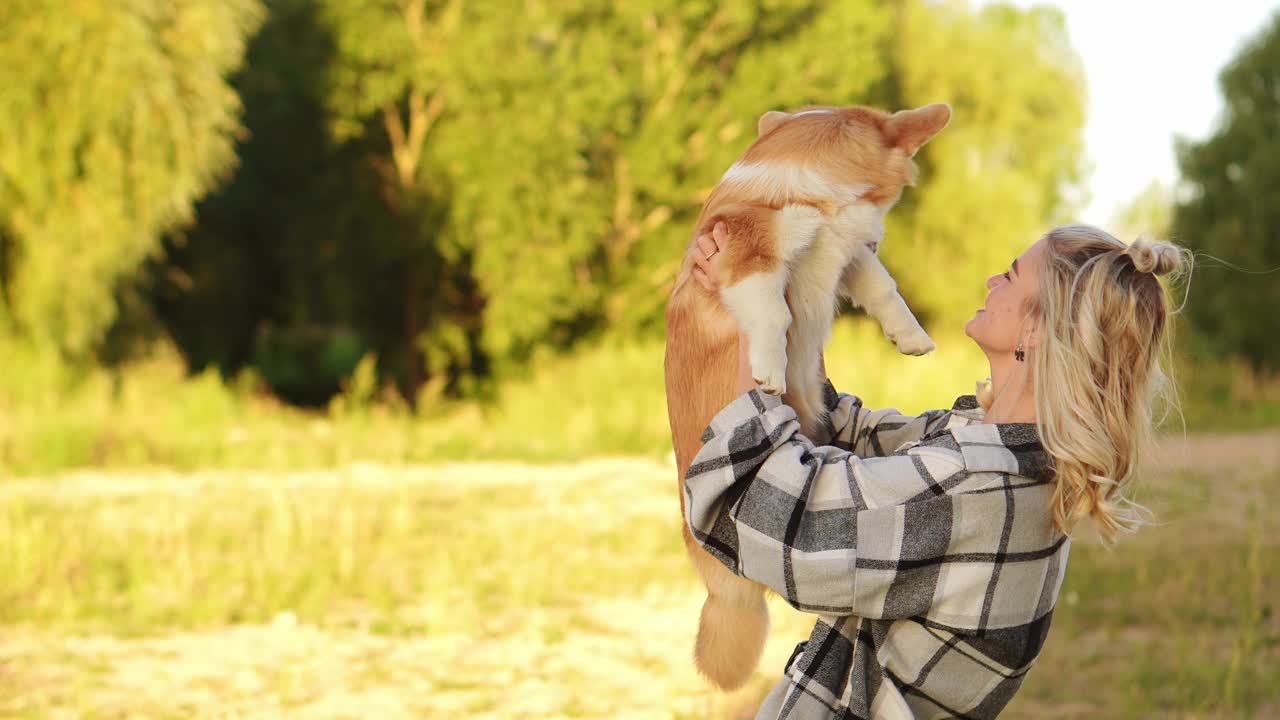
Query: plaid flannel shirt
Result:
<box><xmin>684</xmin><ymin>383</ymin><xmax>1069</xmax><ymax>720</ymax></box>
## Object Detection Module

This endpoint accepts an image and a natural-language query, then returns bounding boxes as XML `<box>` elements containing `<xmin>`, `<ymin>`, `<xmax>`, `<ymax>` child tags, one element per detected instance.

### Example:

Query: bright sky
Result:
<box><xmin>980</xmin><ymin>0</ymin><xmax>1279</xmax><ymax>226</ymax></box>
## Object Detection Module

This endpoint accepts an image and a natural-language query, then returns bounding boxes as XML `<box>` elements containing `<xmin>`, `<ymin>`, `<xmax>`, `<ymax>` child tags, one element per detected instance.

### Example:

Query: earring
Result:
<box><xmin>1015</xmin><ymin>343</ymin><xmax>1025</xmax><ymax>362</ymax></box>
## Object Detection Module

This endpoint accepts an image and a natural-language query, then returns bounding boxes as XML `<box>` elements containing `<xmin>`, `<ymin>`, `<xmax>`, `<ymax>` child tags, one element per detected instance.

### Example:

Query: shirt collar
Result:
<box><xmin>942</xmin><ymin>395</ymin><xmax>1055</xmax><ymax>482</ymax></box>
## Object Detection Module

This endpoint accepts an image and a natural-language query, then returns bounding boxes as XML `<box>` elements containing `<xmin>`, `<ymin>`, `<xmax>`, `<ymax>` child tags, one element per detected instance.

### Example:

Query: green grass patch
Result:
<box><xmin>1</xmin><ymin>318</ymin><xmax>1277</xmax><ymax>478</ymax></box>
<box><xmin>1010</xmin><ymin>468</ymin><xmax>1279</xmax><ymax>718</ymax></box>
<box><xmin>0</xmin><ymin>461</ymin><xmax>692</xmax><ymax>634</ymax></box>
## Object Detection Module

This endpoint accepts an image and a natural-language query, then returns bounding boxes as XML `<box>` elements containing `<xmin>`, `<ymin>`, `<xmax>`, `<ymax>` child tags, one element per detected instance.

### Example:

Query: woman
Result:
<box><xmin>684</xmin><ymin>223</ymin><xmax>1187</xmax><ymax>719</ymax></box>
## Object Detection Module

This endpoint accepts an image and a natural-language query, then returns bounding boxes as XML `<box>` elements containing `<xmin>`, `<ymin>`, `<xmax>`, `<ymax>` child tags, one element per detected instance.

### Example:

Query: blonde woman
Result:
<box><xmin>683</xmin><ymin>223</ymin><xmax>1186</xmax><ymax>719</ymax></box>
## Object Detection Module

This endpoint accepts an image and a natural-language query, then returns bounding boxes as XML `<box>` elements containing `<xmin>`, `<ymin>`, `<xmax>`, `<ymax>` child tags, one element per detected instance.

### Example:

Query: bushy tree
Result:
<box><xmin>145</xmin><ymin>0</ymin><xmax>411</xmax><ymax>403</ymax></box>
<box><xmin>1174</xmin><ymin>12</ymin><xmax>1280</xmax><ymax>371</ymax></box>
<box><xmin>153</xmin><ymin>0</ymin><xmax>900</xmax><ymax>400</ymax></box>
<box><xmin>881</xmin><ymin>0</ymin><xmax>1087</xmax><ymax>326</ymax></box>
<box><xmin>144</xmin><ymin>0</ymin><xmax>1089</xmax><ymax>404</ymax></box>
<box><xmin>440</xmin><ymin>1</ymin><xmax>898</xmax><ymax>372</ymax></box>
<box><xmin>0</xmin><ymin>0</ymin><xmax>263</xmax><ymax>357</ymax></box>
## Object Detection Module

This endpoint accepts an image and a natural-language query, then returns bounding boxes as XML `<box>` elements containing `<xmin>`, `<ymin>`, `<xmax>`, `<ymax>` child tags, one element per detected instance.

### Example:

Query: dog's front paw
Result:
<box><xmin>888</xmin><ymin>327</ymin><xmax>935</xmax><ymax>356</ymax></box>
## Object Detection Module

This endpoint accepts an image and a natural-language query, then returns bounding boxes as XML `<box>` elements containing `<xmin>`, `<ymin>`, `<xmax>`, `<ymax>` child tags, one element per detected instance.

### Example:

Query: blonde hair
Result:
<box><xmin>1028</xmin><ymin>224</ymin><xmax>1190</xmax><ymax>543</ymax></box>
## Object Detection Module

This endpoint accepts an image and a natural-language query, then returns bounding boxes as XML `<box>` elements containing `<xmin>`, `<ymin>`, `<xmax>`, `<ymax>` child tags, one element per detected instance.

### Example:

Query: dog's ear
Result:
<box><xmin>757</xmin><ymin>111</ymin><xmax>790</xmax><ymax>137</ymax></box>
<box><xmin>886</xmin><ymin>103</ymin><xmax>951</xmax><ymax>156</ymax></box>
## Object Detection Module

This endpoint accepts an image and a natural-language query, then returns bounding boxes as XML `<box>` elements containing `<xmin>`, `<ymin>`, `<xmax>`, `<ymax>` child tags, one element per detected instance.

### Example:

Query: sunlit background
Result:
<box><xmin>1</xmin><ymin>1</ymin><xmax>1276</xmax><ymax>717</ymax></box>
<box><xmin>989</xmin><ymin>0</ymin><xmax>1278</xmax><ymax>227</ymax></box>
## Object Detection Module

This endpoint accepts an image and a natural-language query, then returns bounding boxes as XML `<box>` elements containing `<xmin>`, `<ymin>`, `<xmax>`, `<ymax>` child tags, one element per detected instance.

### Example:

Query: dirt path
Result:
<box><xmin>1</xmin><ymin>594</ymin><xmax>803</xmax><ymax>719</ymax></box>
<box><xmin>1151</xmin><ymin>428</ymin><xmax>1280</xmax><ymax>472</ymax></box>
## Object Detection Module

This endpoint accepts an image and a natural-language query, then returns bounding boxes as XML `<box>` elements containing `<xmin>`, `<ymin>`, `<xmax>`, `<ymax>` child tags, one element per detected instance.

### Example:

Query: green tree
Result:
<box><xmin>0</xmin><ymin>0</ymin><xmax>263</xmax><ymax>357</ymax></box>
<box><xmin>145</xmin><ymin>0</ymin><xmax>408</xmax><ymax>404</ymax></box>
<box><xmin>146</xmin><ymin>0</ymin><xmax>1089</xmax><ymax>405</ymax></box>
<box><xmin>881</xmin><ymin>0</ymin><xmax>1087</xmax><ymax>326</ymax></box>
<box><xmin>145</xmin><ymin>0</ymin><xmax>477</xmax><ymax>405</ymax></box>
<box><xmin>1173</xmin><ymin>12</ymin><xmax>1280</xmax><ymax>371</ymax></box>
<box><xmin>318</xmin><ymin>0</ymin><xmax>463</xmax><ymax>398</ymax></box>
<box><xmin>156</xmin><ymin>0</ymin><xmax>900</xmax><ymax>400</ymax></box>
<box><xmin>432</xmin><ymin>1</ymin><xmax>898</xmax><ymax>373</ymax></box>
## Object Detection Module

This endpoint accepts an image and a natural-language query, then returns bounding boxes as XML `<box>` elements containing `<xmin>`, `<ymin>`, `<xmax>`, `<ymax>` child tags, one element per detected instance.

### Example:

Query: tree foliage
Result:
<box><xmin>0</xmin><ymin>0</ymin><xmax>263</xmax><ymax>357</ymax></box>
<box><xmin>882</xmin><ymin>0</ymin><xmax>1086</xmax><ymax>325</ymax></box>
<box><xmin>3</xmin><ymin>0</ymin><xmax>1091</xmax><ymax>404</ymax></box>
<box><xmin>1173</xmin><ymin>12</ymin><xmax>1280</xmax><ymax>371</ymax></box>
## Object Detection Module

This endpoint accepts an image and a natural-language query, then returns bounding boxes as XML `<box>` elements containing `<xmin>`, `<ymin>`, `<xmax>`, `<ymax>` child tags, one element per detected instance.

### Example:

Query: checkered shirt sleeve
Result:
<box><xmin>686</xmin><ymin>388</ymin><xmax>1023</xmax><ymax>619</ymax></box>
<box><xmin>820</xmin><ymin>380</ymin><xmax>953</xmax><ymax>457</ymax></box>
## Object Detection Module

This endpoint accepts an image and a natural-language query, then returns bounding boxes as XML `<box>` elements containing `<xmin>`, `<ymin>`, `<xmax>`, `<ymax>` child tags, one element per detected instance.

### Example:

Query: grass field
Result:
<box><xmin>5</xmin><ymin>318</ymin><xmax>1279</xmax><ymax>478</ymax></box>
<box><xmin>1</xmin><ymin>432</ymin><xmax>1278</xmax><ymax>718</ymax></box>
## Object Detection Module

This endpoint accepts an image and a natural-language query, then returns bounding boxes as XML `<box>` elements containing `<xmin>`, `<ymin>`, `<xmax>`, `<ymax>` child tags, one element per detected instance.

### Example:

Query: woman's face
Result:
<box><xmin>965</xmin><ymin>237</ymin><xmax>1047</xmax><ymax>358</ymax></box>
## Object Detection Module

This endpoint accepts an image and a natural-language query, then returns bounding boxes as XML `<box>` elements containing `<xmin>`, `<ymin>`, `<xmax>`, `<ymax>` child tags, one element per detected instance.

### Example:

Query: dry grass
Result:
<box><xmin>1</xmin><ymin>434</ymin><xmax>1278</xmax><ymax>718</ymax></box>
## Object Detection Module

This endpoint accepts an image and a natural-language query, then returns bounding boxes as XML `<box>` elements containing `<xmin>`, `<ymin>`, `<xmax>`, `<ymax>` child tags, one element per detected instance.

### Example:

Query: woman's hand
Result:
<box><xmin>693</xmin><ymin>221</ymin><xmax>827</xmax><ymax>395</ymax></box>
<box><xmin>692</xmin><ymin>222</ymin><xmax>727</xmax><ymax>292</ymax></box>
<box><xmin>692</xmin><ymin>224</ymin><xmax>755</xmax><ymax>393</ymax></box>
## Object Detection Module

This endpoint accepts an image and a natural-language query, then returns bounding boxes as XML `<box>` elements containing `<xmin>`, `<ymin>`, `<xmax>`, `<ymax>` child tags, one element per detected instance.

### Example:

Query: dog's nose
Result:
<box><xmin>867</xmin><ymin>241</ymin><xmax>879</xmax><ymax>253</ymax></box>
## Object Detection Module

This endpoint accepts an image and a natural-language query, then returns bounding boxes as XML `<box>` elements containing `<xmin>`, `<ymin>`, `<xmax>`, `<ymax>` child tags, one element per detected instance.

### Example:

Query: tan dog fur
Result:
<box><xmin>664</xmin><ymin>103</ymin><xmax>951</xmax><ymax>690</ymax></box>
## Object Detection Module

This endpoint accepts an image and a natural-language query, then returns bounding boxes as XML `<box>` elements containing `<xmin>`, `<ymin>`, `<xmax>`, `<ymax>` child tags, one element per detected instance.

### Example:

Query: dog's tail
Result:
<box><xmin>694</xmin><ymin>582</ymin><xmax>770</xmax><ymax>691</ymax></box>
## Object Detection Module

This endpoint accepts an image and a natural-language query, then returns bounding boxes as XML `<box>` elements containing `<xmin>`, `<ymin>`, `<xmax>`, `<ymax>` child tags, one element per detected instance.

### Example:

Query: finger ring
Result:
<box><xmin>705</xmin><ymin>250</ymin><xmax>717</xmax><ymax>261</ymax></box>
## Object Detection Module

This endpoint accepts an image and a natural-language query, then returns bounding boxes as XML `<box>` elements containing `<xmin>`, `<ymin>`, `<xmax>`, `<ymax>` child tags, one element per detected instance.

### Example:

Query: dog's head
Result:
<box><xmin>743</xmin><ymin>103</ymin><xmax>951</xmax><ymax>216</ymax></box>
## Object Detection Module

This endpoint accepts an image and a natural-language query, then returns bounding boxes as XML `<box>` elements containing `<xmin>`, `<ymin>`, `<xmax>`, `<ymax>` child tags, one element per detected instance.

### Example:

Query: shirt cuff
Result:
<box><xmin>697</xmin><ymin>387</ymin><xmax>788</xmax><ymax>445</ymax></box>
<box><xmin>683</xmin><ymin>387</ymin><xmax>801</xmax><ymax>568</ymax></box>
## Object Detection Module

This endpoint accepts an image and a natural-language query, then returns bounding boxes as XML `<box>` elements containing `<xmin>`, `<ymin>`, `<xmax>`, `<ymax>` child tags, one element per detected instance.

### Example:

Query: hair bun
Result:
<box><xmin>1126</xmin><ymin>236</ymin><xmax>1184</xmax><ymax>276</ymax></box>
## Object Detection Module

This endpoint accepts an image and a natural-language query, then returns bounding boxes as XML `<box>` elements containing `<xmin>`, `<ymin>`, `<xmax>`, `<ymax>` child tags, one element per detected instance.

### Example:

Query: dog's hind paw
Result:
<box><xmin>752</xmin><ymin>364</ymin><xmax>787</xmax><ymax>395</ymax></box>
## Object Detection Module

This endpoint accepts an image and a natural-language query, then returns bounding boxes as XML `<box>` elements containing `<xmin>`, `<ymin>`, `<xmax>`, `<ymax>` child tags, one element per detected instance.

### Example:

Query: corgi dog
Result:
<box><xmin>664</xmin><ymin>103</ymin><xmax>951</xmax><ymax>691</ymax></box>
